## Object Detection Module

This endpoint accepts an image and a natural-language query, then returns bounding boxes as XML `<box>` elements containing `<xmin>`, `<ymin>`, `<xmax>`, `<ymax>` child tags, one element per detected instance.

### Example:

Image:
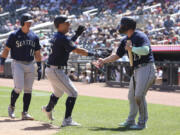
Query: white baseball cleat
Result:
<box><xmin>22</xmin><ymin>112</ymin><xmax>34</xmax><ymax>120</ymax></box>
<box><xmin>42</xmin><ymin>106</ymin><xmax>54</xmax><ymax>121</ymax></box>
<box><xmin>8</xmin><ymin>105</ymin><xmax>15</xmax><ymax>119</ymax></box>
<box><xmin>61</xmin><ymin>117</ymin><xmax>81</xmax><ymax>127</ymax></box>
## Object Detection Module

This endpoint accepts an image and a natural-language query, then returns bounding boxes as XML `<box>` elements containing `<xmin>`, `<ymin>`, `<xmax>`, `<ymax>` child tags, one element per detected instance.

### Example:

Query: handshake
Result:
<box><xmin>93</xmin><ymin>58</ymin><xmax>105</xmax><ymax>69</ymax></box>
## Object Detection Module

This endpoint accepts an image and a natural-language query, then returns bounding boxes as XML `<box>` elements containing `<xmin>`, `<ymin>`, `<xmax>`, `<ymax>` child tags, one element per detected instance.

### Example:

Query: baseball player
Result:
<box><xmin>0</xmin><ymin>13</ymin><xmax>42</xmax><ymax>120</ymax></box>
<box><xmin>96</xmin><ymin>17</ymin><xmax>156</xmax><ymax>130</ymax></box>
<box><xmin>42</xmin><ymin>16</ymin><xmax>97</xmax><ymax>127</ymax></box>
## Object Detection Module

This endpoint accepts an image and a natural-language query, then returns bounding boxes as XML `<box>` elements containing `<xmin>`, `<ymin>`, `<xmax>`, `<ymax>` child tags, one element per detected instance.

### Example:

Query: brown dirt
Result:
<box><xmin>0</xmin><ymin>117</ymin><xmax>59</xmax><ymax>135</ymax></box>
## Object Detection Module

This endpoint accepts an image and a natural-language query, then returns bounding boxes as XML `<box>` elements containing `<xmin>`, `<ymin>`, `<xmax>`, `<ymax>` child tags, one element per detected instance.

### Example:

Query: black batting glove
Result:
<box><xmin>37</xmin><ymin>62</ymin><xmax>42</xmax><ymax>81</ymax></box>
<box><xmin>75</xmin><ymin>25</ymin><xmax>86</xmax><ymax>36</ymax></box>
<box><xmin>71</xmin><ymin>25</ymin><xmax>86</xmax><ymax>42</ymax></box>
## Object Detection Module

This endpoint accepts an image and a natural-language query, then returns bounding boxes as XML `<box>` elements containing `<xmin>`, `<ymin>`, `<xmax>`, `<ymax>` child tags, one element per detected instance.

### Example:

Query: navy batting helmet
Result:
<box><xmin>20</xmin><ymin>13</ymin><xmax>33</xmax><ymax>26</ymax></box>
<box><xmin>117</xmin><ymin>17</ymin><xmax>136</xmax><ymax>34</ymax></box>
<box><xmin>54</xmin><ymin>16</ymin><xmax>70</xmax><ymax>28</ymax></box>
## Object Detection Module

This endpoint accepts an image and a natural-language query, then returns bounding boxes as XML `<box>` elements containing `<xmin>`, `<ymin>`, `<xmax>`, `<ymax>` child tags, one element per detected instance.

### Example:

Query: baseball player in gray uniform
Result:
<box><xmin>0</xmin><ymin>13</ymin><xmax>42</xmax><ymax>120</ymax></box>
<box><xmin>96</xmin><ymin>17</ymin><xmax>156</xmax><ymax>130</ymax></box>
<box><xmin>42</xmin><ymin>16</ymin><xmax>97</xmax><ymax>127</ymax></box>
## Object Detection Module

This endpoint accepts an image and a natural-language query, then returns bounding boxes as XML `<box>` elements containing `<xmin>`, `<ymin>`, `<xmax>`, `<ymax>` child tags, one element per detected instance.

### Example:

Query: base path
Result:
<box><xmin>0</xmin><ymin>117</ymin><xmax>59</xmax><ymax>135</ymax></box>
<box><xmin>0</xmin><ymin>78</ymin><xmax>180</xmax><ymax>107</ymax></box>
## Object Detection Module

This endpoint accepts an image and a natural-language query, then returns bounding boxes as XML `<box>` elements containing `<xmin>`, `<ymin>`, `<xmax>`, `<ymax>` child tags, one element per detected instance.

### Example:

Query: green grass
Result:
<box><xmin>0</xmin><ymin>86</ymin><xmax>180</xmax><ymax>135</ymax></box>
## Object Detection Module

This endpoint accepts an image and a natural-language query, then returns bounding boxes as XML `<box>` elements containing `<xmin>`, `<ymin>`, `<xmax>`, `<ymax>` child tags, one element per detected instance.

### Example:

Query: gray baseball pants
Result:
<box><xmin>45</xmin><ymin>66</ymin><xmax>78</xmax><ymax>98</ymax></box>
<box><xmin>126</xmin><ymin>63</ymin><xmax>156</xmax><ymax>125</ymax></box>
<box><xmin>11</xmin><ymin>60</ymin><xmax>35</xmax><ymax>94</ymax></box>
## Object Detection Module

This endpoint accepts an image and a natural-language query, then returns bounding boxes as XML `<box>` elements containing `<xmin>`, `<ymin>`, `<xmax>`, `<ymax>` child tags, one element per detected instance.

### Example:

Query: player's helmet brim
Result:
<box><xmin>25</xmin><ymin>19</ymin><xmax>33</xmax><ymax>23</ymax></box>
<box><xmin>54</xmin><ymin>16</ymin><xmax>71</xmax><ymax>28</ymax></box>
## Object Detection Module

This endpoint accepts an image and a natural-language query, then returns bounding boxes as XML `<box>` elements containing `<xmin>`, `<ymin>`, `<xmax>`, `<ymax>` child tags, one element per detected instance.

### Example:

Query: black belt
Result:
<box><xmin>46</xmin><ymin>64</ymin><xmax>65</xmax><ymax>69</ymax></box>
<box><xmin>134</xmin><ymin>62</ymin><xmax>153</xmax><ymax>70</ymax></box>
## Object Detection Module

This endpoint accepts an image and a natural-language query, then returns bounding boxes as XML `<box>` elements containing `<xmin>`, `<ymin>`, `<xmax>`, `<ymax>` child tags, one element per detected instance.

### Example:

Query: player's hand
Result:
<box><xmin>0</xmin><ymin>65</ymin><xmax>4</xmax><ymax>73</ymax></box>
<box><xmin>75</xmin><ymin>25</ymin><xmax>86</xmax><ymax>36</ymax></box>
<box><xmin>94</xmin><ymin>58</ymin><xmax>104</xmax><ymax>68</ymax></box>
<box><xmin>125</xmin><ymin>45</ymin><xmax>132</xmax><ymax>52</ymax></box>
<box><xmin>125</xmin><ymin>40</ymin><xmax>132</xmax><ymax>52</ymax></box>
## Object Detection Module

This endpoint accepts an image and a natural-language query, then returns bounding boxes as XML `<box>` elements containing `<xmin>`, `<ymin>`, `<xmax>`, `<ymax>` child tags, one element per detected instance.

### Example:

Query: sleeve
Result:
<box><xmin>63</xmin><ymin>38</ymin><xmax>77</xmax><ymax>52</ymax></box>
<box><xmin>6</xmin><ymin>33</ymin><xmax>14</xmax><ymax>48</ymax></box>
<box><xmin>35</xmin><ymin>37</ymin><xmax>41</xmax><ymax>51</ymax></box>
<box><xmin>139</xmin><ymin>33</ymin><xmax>151</xmax><ymax>47</ymax></box>
<box><xmin>132</xmin><ymin>46</ymin><xmax>150</xmax><ymax>55</ymax></box>
<box><xmin>116</xmin><ymin>40</ymin><xmax>126</xmax><ymax>58</ymax></box>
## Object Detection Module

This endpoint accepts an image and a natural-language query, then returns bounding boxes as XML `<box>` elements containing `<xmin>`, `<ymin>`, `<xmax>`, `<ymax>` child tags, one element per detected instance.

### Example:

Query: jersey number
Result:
<box><xmin>30</xmin><ymin>49</ymin><xmax>34</xmax><ymax>56</ymax></box>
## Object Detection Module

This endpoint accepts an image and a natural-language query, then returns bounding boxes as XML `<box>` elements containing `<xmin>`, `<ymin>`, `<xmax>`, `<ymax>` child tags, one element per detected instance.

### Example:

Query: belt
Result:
<box><xmin>134</xmin><ymin>62</ymin><xmax>153</xmax><ymax>70</ymax></box>
<box><xmin>14</xmin><ymin>60</ymin><xmax>33</xmax><ymax>65</ymax></box>
<box><xmin>46</xmin><ymin>64</ymin><xmax>65</xmax><ymax>69</ymax></box>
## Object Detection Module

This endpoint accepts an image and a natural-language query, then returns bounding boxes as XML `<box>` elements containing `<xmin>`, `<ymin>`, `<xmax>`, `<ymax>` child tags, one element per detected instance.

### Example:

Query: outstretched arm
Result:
<box><xmin>72</xmin><ymin>47</ymin><xmax>95</xmax><ymax>56</ymax></box>
<box><xmin>97</xmin><ymin>54</ymin><xmax>119</xmax><ymax>67</ymax></box>
<box><xmin>101</xmin><ymin>54</ymin><xmax>119</xmax><ymax>64</ymax></box>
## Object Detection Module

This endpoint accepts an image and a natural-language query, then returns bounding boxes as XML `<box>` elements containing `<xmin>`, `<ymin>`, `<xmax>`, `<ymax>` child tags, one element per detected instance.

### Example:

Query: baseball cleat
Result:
<box><xmin>8</xmin><ymin>105</ymin><xmax>15</xmax><ymax>119</ymax></box>
<box><xmin>129</xmin><ymin>124</ymin><xmax>147</xmax><ymax>130</ymax></box>
<box><xmin>42</xmin><ymin>106</ymin><xmax>54</xmax><ymax>121</ymax></box>
<box><xmin>119</xmin><ymin>121</ymin><xmax>135</xmax><ymax>127</ymax></box>
<box><xmin>61</xmin><ymin>117</ymin><xmax>81</xmax><ymax>127</ymax></box>
<box><xmin>22</xmin><ymin>112</ymin><xmax>34</xmax><ymax>120</ymax></box>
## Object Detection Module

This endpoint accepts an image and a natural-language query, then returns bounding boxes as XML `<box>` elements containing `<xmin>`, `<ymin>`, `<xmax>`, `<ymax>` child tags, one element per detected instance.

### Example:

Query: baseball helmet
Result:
<box><xmin>54</xmin><ymin>16</ymin><xmax>70</xmax><ymax>28</ymax></box>
<box><xmin>117</xmin><ymin>17</ymin><xmax>136</xmax><ymax>34</ymax></box>
<box><xmin>20</xmin><ymin>13</ymin><xmax>33</xmax><ymax>26</ymax></box>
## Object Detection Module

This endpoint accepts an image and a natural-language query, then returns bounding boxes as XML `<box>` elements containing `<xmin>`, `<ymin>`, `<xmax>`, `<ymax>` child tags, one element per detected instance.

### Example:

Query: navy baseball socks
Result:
<box><xmin>46</xmin><ymin>94</ymin><xmax>59</xmax><ymax>112</ymax></box>
<box><xmin>42</xmin><ymin>94</ymin><xmax>59</xmax><ymax>121</ymax></box>
<box><xmin>22</xmin><ymin>93</ymin><xmax>34</xmax><ymax>120</ymax></box>
<box><xmin>61</xmin><ymin>97</ymin><xmax>81</xmax><ymax>127</ymax></box>
<box><xmin>10</xmin><ymin>90</ymin><xmax>19</xmax><ymax>107</ymax></box>
<box><xmin>8</xmin><ymin>90</ymin><xmax>34</xmax><ymax>120</ymax></box>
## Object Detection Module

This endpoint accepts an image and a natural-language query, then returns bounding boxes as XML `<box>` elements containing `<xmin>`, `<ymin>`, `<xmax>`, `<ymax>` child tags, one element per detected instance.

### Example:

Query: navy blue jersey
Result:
<box><xmin>6</xmin><ymin>28</ymin><xmax>41</xmax><ymax>62</ymax></box>
<box><xmin>47</xmin><ymin>32</ymin><xmax>77</xmax><ymax>66</ymax></box>
<box><xmin>116</xmin><ymin>30</ymin><xmax>154</xmax><ymax>67</ymax></box>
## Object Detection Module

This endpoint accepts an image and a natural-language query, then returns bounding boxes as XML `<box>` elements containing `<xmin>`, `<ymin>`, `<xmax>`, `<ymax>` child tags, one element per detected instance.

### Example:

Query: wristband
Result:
<box><xmin>0</xmin><ymin>57</ymin><xmax>6</xmax><ymax>65</ymax></box>
<box><xmin>88</xmin><ymin>51</ymin><xmax>95</xmax><ymax>56</ymax></box>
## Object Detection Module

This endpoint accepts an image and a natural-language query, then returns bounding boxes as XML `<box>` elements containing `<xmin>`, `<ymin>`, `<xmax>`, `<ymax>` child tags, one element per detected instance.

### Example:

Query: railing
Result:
<box><xmin>1</xmin><ymin>60</ymin><xmax>180</xmax><ymax>91</ymax></box>
<box><xmin>105</xmin><ymin>61</ymin><xmax>180</xmax><ymax>90</ymax></box>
